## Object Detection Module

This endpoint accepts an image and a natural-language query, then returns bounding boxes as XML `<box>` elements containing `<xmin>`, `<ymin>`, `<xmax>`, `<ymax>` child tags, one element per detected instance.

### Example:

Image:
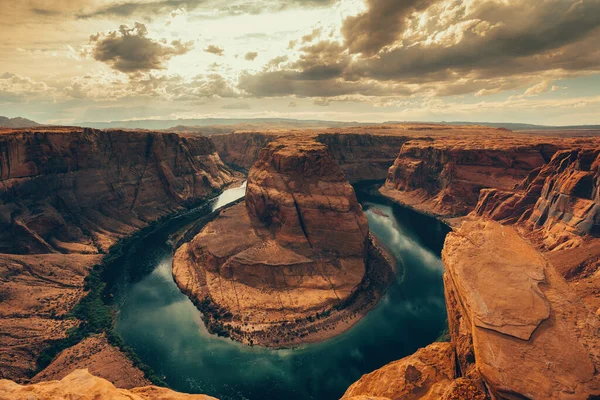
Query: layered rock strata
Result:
<box><xmin>474</xmin><ymin>148</ymin><xmax>599</xmax><ymax>250</ymax></box>
<box><xmin>0</xmin><ymin>127</ymin><xmax>235</xmax><ymax>381</ymax></box>
<box><xmin>381</xmin><ymin>140</ymin><xmax>557</xmax><ymax>217</ymax></box>
<box><xmin>212</xmin><ymin>129</ymin><xmax>410</xmax><ymax>182</ymax></box>
<box><xmin>0</xmin><ymin>369</ymin><xmax>217</xmax><ymax>400</ymax></box>
<box><xmin>0</xmin><ymin>127</ymin><xmax>235</xmax><ymax>254</ymax></box>
<box><xmin>173</xmin><ymin>137</ymin><xmax>394</xmax><ymax>346</ymax></box>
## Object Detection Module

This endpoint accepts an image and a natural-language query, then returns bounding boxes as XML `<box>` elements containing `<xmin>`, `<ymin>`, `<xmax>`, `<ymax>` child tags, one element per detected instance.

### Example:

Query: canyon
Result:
<box><xmin>212</xmin><ymin>125</ymin><xmax>600</xmax><ymax>399</ymax></box>
<box><xmin>1</xmin><ymin>124</ymin><xmax>599</xmax><ymax>399</ymax></box>
<box><xmin>0</xmin><ymin>127</ymin><xmax>236</xmax><ymax>383</ymax></box>
<box><xmin>172</xmin><ymin>136</ymin><xmax>394</xmax><ymax>346</ymax></box>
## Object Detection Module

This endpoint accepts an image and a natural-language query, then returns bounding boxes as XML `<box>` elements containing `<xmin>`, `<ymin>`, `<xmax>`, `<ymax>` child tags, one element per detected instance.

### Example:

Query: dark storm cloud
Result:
<box><xmin>90</xmin><ymin>23</ymin><xmax>193</xmax><ymax>73</ymax></box>
<box><xmin>342</xmin><ymin>0</ymin><xmax>437</xmax><ymax>55</ymax></box>
<box><xmin>239</xmin><ymin>0</ymin><xmax>600</xmax><ymax>99</ymax></box>
<box><xmin>237</xmin><ymin>70</ymin><xmax>412</xmax><ymax>98</ymax></box>
<box><xmin>351</xmin><ymin>0</ymin><xmax>600</xmax><ymax>82</ymax></box>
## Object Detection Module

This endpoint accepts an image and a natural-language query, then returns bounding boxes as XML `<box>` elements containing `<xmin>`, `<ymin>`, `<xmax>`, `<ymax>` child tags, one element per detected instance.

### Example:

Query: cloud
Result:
<box><xmin>221</xmin><ymin>102</ymin><xmax>251</xmax><ymax>109</ymax></box>
<box><xmin>244</xmin><ymin>51</ymin><xmax>258</xmax><ymax>61</ymax></box>
<box><xmin>267</xmin><ymin>55</ymin><xmax>289</xmax><ymax>69</ymax></box>
<box><xmin>238</xmin><ymin>70</ymin><xmax>412</xmax><ymax>98</ymax></box>
<box><xmin>350</xmin><ymin>0</ymin><xmax>600</xmax><ymax>82</ymax></box>
<box><xmin>0</xmin><ymin>72</ymin><xmax>52</xmax><ymax>103</ymax></box>
<box><xmin>523</xmin><ymin>80</ymin><xmax>565</xmax><ymax>97</ymax></box>
<box><xmin>288</xmin><ymin>101</ymin><xmax>297</xmax><ymax>107</ymax></box>
<box><xmin>78</xmin><ymin>1</ymin><xmax>207</xmax><ymax>19</ymax></box>
<box><xmin>204</xmin><ymin>45</ymin><xmax>224</xmax><ymax>56</ymax></box>
<box><xmin>89</xmin><ymin>23</ymin><xmax>193</xmax><ymax>73</ymax></box>
<box><xmin>301</xmin><ymin>28</ymin><xmax>322</xmax><ymax>43</ymax></box>
<box><xmin>342</xmin><ymin>0</ymin><xmax>437</xmax><ymax>56</ymax></box>
<box><xmin>238</xmin><ymin>0</ymin><xmax>600</xmax><ymax>99</ymax></box>
<box><xmin>77</xmin><ymin>0</ymin><xmax>338</xmax><ymax>20</ymax></box>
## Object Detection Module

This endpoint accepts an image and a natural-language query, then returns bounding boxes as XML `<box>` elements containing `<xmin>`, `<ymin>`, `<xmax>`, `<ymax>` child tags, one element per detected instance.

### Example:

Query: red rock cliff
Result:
<box><xmin>474</xmin><ymin>148</ymin><xmax>600</xmax><ymax>249</ymax></box>
<box><xmin>381</xmin><ymin>139</ymin><xmax>555</xmax><ymax>217</ymax></box>
<box><xmin>0</xmin><ymin>127</ymin><xmax>235</xmax><ymax>381</ymax></box>
<box><xmin>0</xmin><ymin>127</ymin><xmax>234</xmax><ymax>254</ymax></box>
<box><xmin>212</xmin><ymin>130</ymin><xmax>409</xmax><ymax>182</ymax></box>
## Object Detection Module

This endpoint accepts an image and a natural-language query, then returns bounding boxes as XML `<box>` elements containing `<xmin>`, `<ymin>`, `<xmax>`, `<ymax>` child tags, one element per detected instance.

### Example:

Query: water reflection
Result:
<box><xmin>113</xmin><ymin>183</ymin><xmax>449</xmax><ymax>400</ymax></box>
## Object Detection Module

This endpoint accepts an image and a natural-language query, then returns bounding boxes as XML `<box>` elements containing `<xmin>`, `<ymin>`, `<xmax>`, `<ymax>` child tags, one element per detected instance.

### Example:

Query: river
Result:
<box><xmin>111</xmin><ymin>181</ymin><xmax>450</xmax><ymax>400</ymax></box>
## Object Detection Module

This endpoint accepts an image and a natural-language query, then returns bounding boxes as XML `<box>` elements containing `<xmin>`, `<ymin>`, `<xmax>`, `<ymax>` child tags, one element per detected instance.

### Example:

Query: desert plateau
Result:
<box><xmin>1</xmin><ymin>0</ymin><xmax>600</xmax><ymax>399</ymax></box>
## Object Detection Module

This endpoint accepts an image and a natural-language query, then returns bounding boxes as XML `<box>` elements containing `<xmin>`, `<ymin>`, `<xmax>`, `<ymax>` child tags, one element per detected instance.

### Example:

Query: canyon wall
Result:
<box><xmin>0</xmin><ymin>127</ymin><xmax>235</xmax><ymax>254</ymax></box>
<box><xmin>173</xmin><ymin>137</ymin><xmax>394</xmax><ymax>347</ymax></box>
<box><xmin>0</xmin><ymin>127</ymin><xmax>235</xmax><ymax>381</ymax></box>
<box><xmin>212</xmin><ymin>131</ymin><xmax>409</xmax><ymax>182</ymax></box>
<box><xmin>381</xmin><ymin>139</ymin><xmax>557</xmax><ymax>217</ymax></box>
<box><xmin>212</xmin><ymin>131</ymin><xmax>277</xmax><ymax>170</ymax></box>
<box><xmin>474</xmin><ymin>148</ymin><xmax>600</xmax><ymax>250</ymax></box>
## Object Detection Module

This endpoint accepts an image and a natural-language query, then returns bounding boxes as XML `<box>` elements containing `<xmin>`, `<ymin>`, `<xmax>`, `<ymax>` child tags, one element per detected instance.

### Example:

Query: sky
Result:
<box><xmin>0</xmin><ymin>0</ymin><xmax>599</xmax><ymax>125</ymax></box>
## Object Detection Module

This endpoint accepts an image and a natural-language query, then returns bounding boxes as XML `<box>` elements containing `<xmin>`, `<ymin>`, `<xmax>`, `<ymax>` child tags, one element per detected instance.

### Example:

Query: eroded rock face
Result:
<box><xmin>382</xmin><ymin>140</ymin><xmax>554</xmax><ymax>217</ymax></box>
<box><xmin>31</xmin><ymin>334</ymin><xmax>150</xmax><ymax>389</ymax></box>
<box><xmin>0</xmin><ymin>127</ymin><xmax>235</xmax><ymax>381</ymax></box>
<box><xmin>342</xmin><ymin>342</ymin><xmax>455</xmax><ymax>400</ymax></box>
<box><xmin>0</xmin><ymin>369</ymin><xmax>217</xmax><ymax>400</ymax></box>
<box><xmin>173</xmin><ymin>137</ymin><xmax>394</xmax><ymax>346</ymax></box>
<box><xmin>314</xmin><ymin>133</ymin><xmax>409</xmax><ymax>182</ymax></box>
<box><xmin>212</xmin><ymin>132</ymin><xmax>277</xmax><ymax>170</ymax></box>
<box><xmin>474</xmin><ymin>148</ymin><xmax>600</xmax><ymax>249</ymax></box>
<box><xmin>0</xmin><ymin>127</ymin><xmax>235</xmax><ymax>254</ymax></box>
<box><xmin>212</xmin><ymin>131</ymin><xmax>409</xmax><ymax>183</ymax></box>
<box><xmin>342</xmin><ymin>342</ymin><xmax>487</xmax><ymax>400</ymax></box>
<box><xmin>443</xmin><ymin>220</ymin><xmax>600</xmax><ymax>399</ymax></box>
<box><xmin>245</xmin><ymin>138</ymin><xmax>368</xmax><ymax>256</ymax></box>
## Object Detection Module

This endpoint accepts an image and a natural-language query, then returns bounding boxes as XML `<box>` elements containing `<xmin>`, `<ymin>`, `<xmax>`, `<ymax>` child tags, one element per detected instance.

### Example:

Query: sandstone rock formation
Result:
<box><xmin>173</xmin><ymin>137</ymin><xmax>394</xmax><ymax>346</ymax></box>
<box><xmin>474</xmin><ymin>148</ymin><xmax>599</xmax><ymax>250</ymax></box>
<box><xmin>0</xmin><ymin>127</ymin><xmax>235</xmax><ymax>381</ymax></box>
<box><xmin>31</xmin><ymin>334</ymin><xmax>150</xmax><ymax>389</ymax></box>
<box><xmin>212</xmin><ymin>128</ymin><xmax>409</xmax><ymax>182</ymax></box>
<box><xmin>381</xmin><ymin>139</ymin><xmax>556</xmax><ymax>217</ymax></box>
<box><xmin>0</xmin><ymin>127</ymin><xmax>235</xmax><ymax>254</ymax></box>
<box><xmin>0</xmin><ymin>369</ymin><xmax>217</xmax><ymax>400</ymax></box>
<box><xmin>442</xmin><ymin>220</ymin><xmax>600</xmax><ymax>399</ymax></box>
<box><xmin>344</xmin><ymin>219</ymin><xmax>600</xmax><ymax>400</ymax></box>
<box><xmin>342</xmin><ymin>342</ymin><xmax>486</xmax><ymax>400</ymax></box>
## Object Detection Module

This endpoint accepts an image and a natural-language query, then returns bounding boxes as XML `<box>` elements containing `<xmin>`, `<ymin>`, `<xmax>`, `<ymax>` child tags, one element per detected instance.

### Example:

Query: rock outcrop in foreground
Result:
<box><xmin>0</xmin><ymin>127</ymin><xmax>235</xmax><ymax>381</ymax></box>
<box><xmin>173</xmin><ymin>137</ymin><xmax>394</xmax><ymax>346</ymax></box>
<box><xmin>0</xmin><ymin>369</ymin><xmax>217</xmax><ymax>400</ymax></box>
<box><xmin>444</xmin><ymin>220</ymin><xmax>600</xmax><ymax>398</ymax></box>
<box><xmin>346</xmin><ymin>219</ymin><xmax>600</xmax><ymax>399</ymax></box>
<box><xmin>342</xmin><ymin>342</ymin><xmax>487</xmax><ymax>400</ymax></box>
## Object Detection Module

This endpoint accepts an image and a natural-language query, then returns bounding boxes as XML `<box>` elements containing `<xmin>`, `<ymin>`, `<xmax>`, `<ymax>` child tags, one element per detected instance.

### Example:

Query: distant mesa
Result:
<box><xmin>173</xmin><ymin>136</ymin><xmax>395</xmax><ymax>346</ymax></box>
<box><xmin>0</xmin><ymin>116</ymin><xmax>40</xmax><ymax>128</ymax></box>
